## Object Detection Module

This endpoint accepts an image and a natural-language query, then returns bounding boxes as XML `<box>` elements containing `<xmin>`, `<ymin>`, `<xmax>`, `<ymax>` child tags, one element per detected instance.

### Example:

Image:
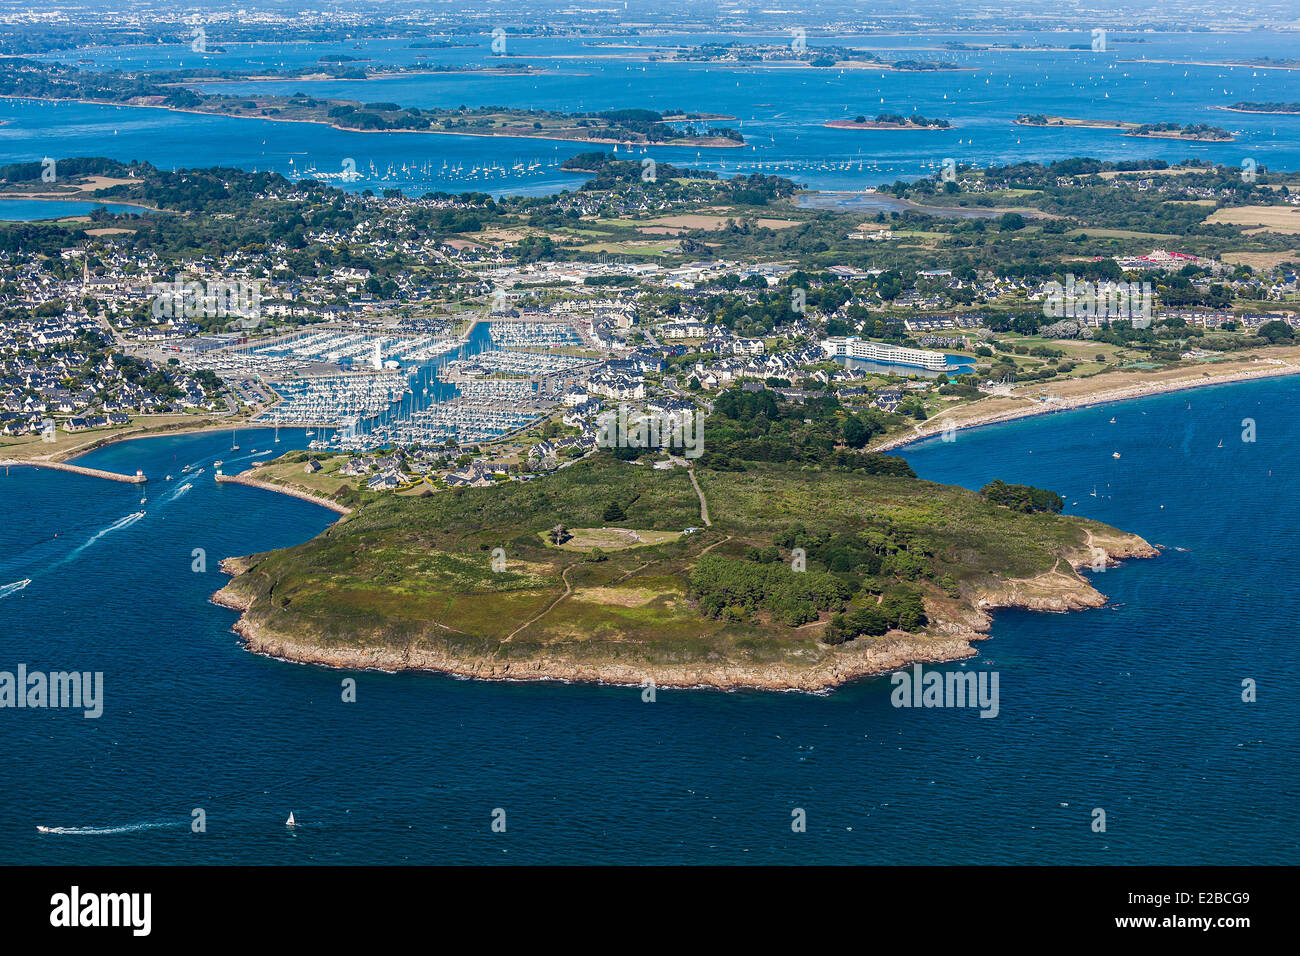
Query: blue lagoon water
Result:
<box><xmin>2</xmin><ymin>377</ymin><xmax>1296</xmax><ymax>864</ymax></box>
<box><xmin>0</xmin><ymin>198</ymin><xmax>154</xmax><ymax>220</ymax></box>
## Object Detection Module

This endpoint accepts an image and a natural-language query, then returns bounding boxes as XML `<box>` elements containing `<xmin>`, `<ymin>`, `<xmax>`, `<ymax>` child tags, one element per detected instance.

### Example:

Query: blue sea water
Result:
<box><xmin>3</xmin><ymin>30</ymin><xmax>1298</xmax><ymax>196</ymax></box>
<box><xmin>2</xmin><ymin>377</ymin><xmax>1296</xmax><ymax>864</ymax></box>
<box><xmin>0</xmin><ymin>198</ymin><xmax>154</xmax><ymax>220</ymax></box>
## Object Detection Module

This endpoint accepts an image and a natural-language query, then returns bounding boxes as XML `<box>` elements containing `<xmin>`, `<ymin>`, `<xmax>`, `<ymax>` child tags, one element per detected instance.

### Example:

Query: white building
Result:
<box><xmin>821</xmin><ymin>336</ymin><xmax>950</xmax><ymax>371</ymax></box>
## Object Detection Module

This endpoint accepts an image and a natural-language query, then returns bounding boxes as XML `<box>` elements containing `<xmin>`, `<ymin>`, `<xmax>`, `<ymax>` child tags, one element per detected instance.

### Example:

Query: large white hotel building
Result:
<box><xmin>820</xmin><ymin>336</ymin><xmax>952</xmax><ymax>371</ymax></box>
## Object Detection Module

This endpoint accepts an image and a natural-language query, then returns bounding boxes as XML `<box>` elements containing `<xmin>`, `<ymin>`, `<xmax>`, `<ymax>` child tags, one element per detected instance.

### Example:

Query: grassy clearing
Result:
<box><xmin>1206</xmin><ymin>205</ymin><xmax>1300</xmax><ymax>233</ymax></box>
<box><xmin>245</xmin><ymin>456</ymin><xmax>358</xmax><ymax>497</ymax></box>
<box><xmin>1064</xmin><ymin>227</ymin><xmax>1180</xmax><ymax>241</ymax></box>
<box><xmin>557</xmin><ymin>527</ymin><xmax>685</xmax><ymax>550</ymax></box>
<box><xmin>575</xmin><ymin>240</ymin><xmax>679</xmax><ymax>255</ymax></box>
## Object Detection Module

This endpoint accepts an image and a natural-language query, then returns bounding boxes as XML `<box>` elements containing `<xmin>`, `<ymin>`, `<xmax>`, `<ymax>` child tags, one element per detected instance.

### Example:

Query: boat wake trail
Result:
<box><xmin>81</xmin><ymin>510</ymin><xmax>145</xmax><ymax>545</ymax></box>
<box><xmin>59</xmin><ymin>511</ymin><xmax>146</xmax><ymax>564</ymax></box>
<box><xmin>167</xmin><ymin>482</ymin><xmax>193</xmax><ymax>501</ymax></box>
<box><xmin>0</xmin><ymin>578</ymin><xmax>31</xmax><ymax>600</ymax></box>
<box><xmin>36</xmin><ymin>820</ymin><xmax>186</xmax><ymax>836</ymax></box>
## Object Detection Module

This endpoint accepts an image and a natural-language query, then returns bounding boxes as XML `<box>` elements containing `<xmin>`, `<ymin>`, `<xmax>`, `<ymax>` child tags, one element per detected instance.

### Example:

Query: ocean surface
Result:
<box><xmin>2</xmin><ymin>375</ymin><xmax>1296</xmax><ymax>864</ymax></box>
<box><xmin>2</xmin><ymin>30</ymin><xmax>1298</xmax><ymax>195</ymax></box>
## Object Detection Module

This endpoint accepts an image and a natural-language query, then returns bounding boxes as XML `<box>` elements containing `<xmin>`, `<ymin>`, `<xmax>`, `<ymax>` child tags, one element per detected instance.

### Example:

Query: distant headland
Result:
<box><xmin>0</xmin><ymin>60</ymin><xmax>747</xmax><ymax>147</ymax></box>
<box><xmin>1016</xmin><ymin>114</ymin><xmax>1234</xmax><ymax>141</ymax></box>
<box><xmin>1218</xmin><ymin>101</ymin><xmax>1300</xmax><ymax>115</ymax></box>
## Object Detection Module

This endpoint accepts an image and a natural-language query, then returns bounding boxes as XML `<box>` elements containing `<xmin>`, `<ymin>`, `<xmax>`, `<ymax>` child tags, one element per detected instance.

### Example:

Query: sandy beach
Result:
<box><xmin>872</xmin><ymin>351</ymin><xmax>1300</xmax><ymax>453</ymax></box>
<box><xmin>0</xmin><ymin>414</ymin><xmax>250</xmax><ymax>465</ymax></box>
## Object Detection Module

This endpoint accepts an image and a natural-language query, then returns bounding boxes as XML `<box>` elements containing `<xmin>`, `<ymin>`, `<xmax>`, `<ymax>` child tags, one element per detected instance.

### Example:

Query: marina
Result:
<box><xmin>253</xmin><ymin>371</ymin><xmax>411</xmax><ymax>428</ymax></box>
<box><xmin>369</xmin><ymin>394</ymin><xmax>551</xmax><ymax>448</ymax></box>
<box><xmin>244</xmin><ymin>330</ymin><xmax>461</xmax><ymax>368</ymax></box>
<box><xmin>179</xmin><ymin>321</ymin><xmax>588</xmax><ymax>452</ymax></box>
<box><xmin>486</xmin><ymin>322</ymin><xmax>585</xmax><ymax>348</ymax></box>
<box><xmin>290</xmin><ymin>155</ymin><xmax>564</xmax><ymax>189</ymax></box>
<box><xmin>440</xmin><ymin>348</ymin><xmax>593</xmax><ymax>378</ymax></box>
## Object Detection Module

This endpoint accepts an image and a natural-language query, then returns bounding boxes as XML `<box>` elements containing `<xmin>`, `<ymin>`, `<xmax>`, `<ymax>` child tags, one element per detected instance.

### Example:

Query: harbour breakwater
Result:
<box><xmin>0</xmin><ymin>458</ymin><xmax>146</xmax><ymax>483</ymax></box>
<box><xmin>214</xmin><ymin>472</ymin><xmax>351</xmax><ymax>515</ymax></box>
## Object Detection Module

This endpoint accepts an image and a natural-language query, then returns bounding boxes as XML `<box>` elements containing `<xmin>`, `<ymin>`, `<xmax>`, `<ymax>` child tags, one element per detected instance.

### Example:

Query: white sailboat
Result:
<box><xmin>285</xmin><ymin>812</ymin><xmax>297</xmax><ymax>827</ymax></box>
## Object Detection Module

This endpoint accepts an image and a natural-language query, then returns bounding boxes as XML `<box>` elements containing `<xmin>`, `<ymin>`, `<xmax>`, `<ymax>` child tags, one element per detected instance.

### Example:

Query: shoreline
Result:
<box><xmin>0</xmin><ymin>193</ymin><xmax>159</xmax><ymax>213</ymax></box>
<box><xmin>1215</xmin><ymin>105</ymin><xmax>1300</xmax><ymax>115</ymax></box>
<box><xmin>691</xmin><ymin>60</ymin><xmax>974</xmax><ymax>73</ymax></box>
<box><xmin>1119</xmin><ymin>58</ymin><xmax>1300</xmax><ymax>72</ymax></box>
<box><xmin>871</xmin><ymin>358</ymin><xmax>1300</xmax><ymax>453</ymax></box>
<box><xmin>1</xmin><ymin>416</ymin><xmax>253</xmax><ymax>465</ymax></box>
<box><xmin>178</xmin><ymin>67</ymin><xmax>545</xmax><ymax>85</ymax></box>
<box><xmin>215</xmin><ymin>472</ymin><xmax>351</xmax><ymax>515</ymax></box>
<box><xmin>823</xmin><ymin>120</ymin><xmax>951</xmax><ymax>131</ymax></box>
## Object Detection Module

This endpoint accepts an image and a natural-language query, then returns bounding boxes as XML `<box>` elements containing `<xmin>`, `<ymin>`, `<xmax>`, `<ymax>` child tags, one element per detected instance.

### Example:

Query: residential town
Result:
<box><xmin>4</xmin><ymin>155</ymin><xmax>1298</xmax><ymax>496</ymax></box>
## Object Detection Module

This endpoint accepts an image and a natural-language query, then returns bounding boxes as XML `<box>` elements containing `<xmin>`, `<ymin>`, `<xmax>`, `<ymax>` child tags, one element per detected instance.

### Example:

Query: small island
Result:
<box><xmin>649</xmin><ymin>42</ymin><xmax>964</xmax><ymax>72</ymax></box>
<box><xmin>1127</xmin><ymin>122</ymin><xmax>1234</xmax><ymax>141</ymax></box>
<box><xmin>407</xmin><ymin>40</ymin><xmax>477</xmax><ymax>50</ymax></box>
<box><xmin>661</xmin><ymin>111</ymin><xmax>737</xmax><ymax>122</ymax></box>
<box><xmin>1016</xmin><ymin>114</ymin><xmax>1234</xmax><ymax>141</ymax></box>
<box><xmin>944</xmin><ymin>40</ymin><xmax>1139</xmax><ymax>52</ymax></box>
<box><xmin>1219</xmin><ymin>101</ymin><xmax>1300</xmax><ymax>114</ymax></box>
<box><xmin>826</xmin><ymin>113</ymin><xmax>952</xmax><ymax>130</ymax></box>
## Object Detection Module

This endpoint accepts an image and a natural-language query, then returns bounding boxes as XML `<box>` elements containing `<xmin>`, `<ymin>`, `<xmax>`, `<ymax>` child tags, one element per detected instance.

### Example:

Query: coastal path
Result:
<box><xmin>687</xmin><ymin>466</ymin><xmax>712</xmax><ymax>527</ymax></box>
<box><xmin>503</xmin><ymin>565</ymin><xmax>574</xmax><ymax>643</ymax></box>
